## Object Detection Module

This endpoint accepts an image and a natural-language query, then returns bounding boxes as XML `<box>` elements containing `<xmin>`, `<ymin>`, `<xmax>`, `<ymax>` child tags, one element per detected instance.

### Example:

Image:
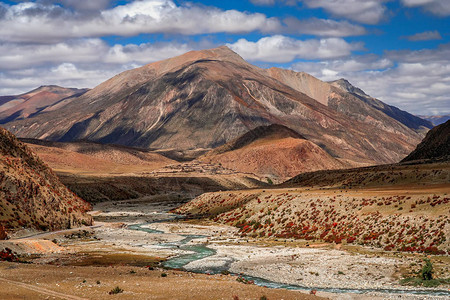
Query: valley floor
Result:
<box><xmin>2</xmin><ymin>194</ymin><xmax>449</xmax><ymax>299</ymax></box>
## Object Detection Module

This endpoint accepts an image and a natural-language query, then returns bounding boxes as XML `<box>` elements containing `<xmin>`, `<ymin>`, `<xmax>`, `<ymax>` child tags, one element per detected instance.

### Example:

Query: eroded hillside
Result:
<box><xmin>0</xmin><ymin>127</ymin><xmax>92</xmax><ymax>234</ymax></box>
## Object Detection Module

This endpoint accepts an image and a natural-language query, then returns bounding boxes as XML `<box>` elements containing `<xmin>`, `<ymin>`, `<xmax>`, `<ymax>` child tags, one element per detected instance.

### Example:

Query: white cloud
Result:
<box><xmin>250</xmin><ymin>0</ymin><xmax>276</xmax><ymax>5</ymax></box>
<box><xmin>292</xmin><ymin>45</ymin><xmax>450</xmax><ymax>115</ymax></box>
<box><xmin>0</xmin><ymin>39</ymin><xmax>203</xmax><ymax>95</ymax></box>
<box><xmin>0</xmin><ymin>63</ymin><xmax>124</xmax><ymax>95</ymax></box>
<box><xmin>303</xmin><ymin>0</ymin><xmax>388</xmax><ymax>24</ymax></box>
<box><xmin>227</xmin><ymin>35</ymin><xmax>363</xmax><ymax>62</ymax></box>
<box><xmin>0</xmin><ymin>1</ymin><xmax>281</xmax><ymax>43</ymax></box>
<box><xmin>404</xmin><ymin>30</ymin><xmax>442</xmax><ymax>41</ymax></box>
<box><xmin>401</xmin><ymin>0</ymin><xmax>450</xmax><ymax>16</ymax></box>
<box><xmin>284</xmin><ymin>17</ymin><xmax>366</xmax><ymax>37</ymax></box>
<box><xmin>0</xmin><ymin>1</ymin><xmax>368</xmax><ymax>43</ymax></box>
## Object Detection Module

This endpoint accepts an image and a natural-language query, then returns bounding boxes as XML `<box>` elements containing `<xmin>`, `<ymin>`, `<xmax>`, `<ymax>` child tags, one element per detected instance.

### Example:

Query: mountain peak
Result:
<box><xmin>329</xmin><ymin>78</ymin><xmax>368</xmax><ymax>97</ymax></box>
<box><xmin>144</xmin><ymin>45</ymin><xmax>246</xmax><ymax>75</ymax></box>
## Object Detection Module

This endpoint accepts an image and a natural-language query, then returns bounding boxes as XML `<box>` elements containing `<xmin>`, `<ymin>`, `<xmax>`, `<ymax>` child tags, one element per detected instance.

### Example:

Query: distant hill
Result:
<box><xmin>202</xmin><ymin>124</ymin><xmax>350</xmax><ymax>182</ymax></box>
<box><xmin>0</xmin><ymin>127</ymin><xmax>92</xmax><ymax>235</ymax></box>
<box><xmin>417</xmin><ymin>115</ymin><xmax>450</xmax><ymax>126</ymax></box>
<box><xmin>402</xmin><ymin>120</ymin><xmax>450</xmax><ymax>162</ymax></box>
<box><xmin>0</xmin><ymin>85</ymin><xmax>88</xmax><ymax>124</ymax></box>
<box><xmin>1</xmin><ymin>46</ymin><xmax>430</xmax><ymax>168</ymax></box>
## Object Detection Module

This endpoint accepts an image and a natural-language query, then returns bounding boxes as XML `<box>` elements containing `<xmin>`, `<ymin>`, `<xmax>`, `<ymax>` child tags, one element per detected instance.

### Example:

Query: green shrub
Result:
<box><xmin>161</xmin><ymin>273</ymin><xmax>167</xmax><ymax>277</ymax></box>
<box><xmin>108</xmin><ymin>286</ymin><xmax>123</xmax><ymax>295</ymax></box>
<box><xmin>420</xmin><ymin>258</ymin><xmax>433</xmax><ymax>280</ymax></box>
<box><xmin>400</xmin><ymin>259</ymin><xmax>450</xmax><ymax>288</ymax></box>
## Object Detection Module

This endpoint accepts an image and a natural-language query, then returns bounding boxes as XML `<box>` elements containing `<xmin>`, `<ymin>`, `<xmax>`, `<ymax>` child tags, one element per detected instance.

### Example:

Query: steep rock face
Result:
<box><xmin>202</xmin><ymin>124</ymin><xmax>349</xmax><ymax>181</ymax></box>
<box><xmin>0</xmin><ymin>85</ymin><xmax>88</xmax><ymax>123</ymax></box>
<box><xmin>402</xmin><ymin>120</ymin><xmax>450</xmax><ymax>162</ymax></box>
<box><xmin>1</xmin><ymin>47</ymin><xmax>428</xmax><ymax>166</ymax></box>
<box><xmin>0</xmin><ymin>127</ymin><xmax>92</xmax><ymax>234</ymax></box>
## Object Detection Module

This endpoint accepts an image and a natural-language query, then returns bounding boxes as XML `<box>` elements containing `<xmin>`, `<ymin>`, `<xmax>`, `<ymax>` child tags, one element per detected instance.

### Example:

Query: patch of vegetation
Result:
<box><xmin>161</xmin><ymin>273</ymin><xmax>167</xmax><ymax>277</ymax></box>
<box><xmin>236</xmin><ymin>276</ymin><xmax>254</xmax><ymax>284</ymax></box>
<box><xmin>266</xmin><ymin>177</ymin><xmax>273</xmax><ymax>185</ymax></box>
<box><xmin>108</xmin><ymin>286</ymin><xmax>124</xmax><ymax>295</ymax></box>
<box><xmin>260</xmin><ymin>296</ymin><xmax>268</xmax><ymax>300</ymax></box>
<box><xmin>400</xmin><ymin>259</ymin><xmax>450</xmax><ymax>288</ymax></box>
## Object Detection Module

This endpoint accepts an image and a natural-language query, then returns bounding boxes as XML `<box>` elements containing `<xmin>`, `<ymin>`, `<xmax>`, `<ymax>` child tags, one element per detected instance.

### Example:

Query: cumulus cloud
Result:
<box><xmin>292</xmin><ymin>45</ymin><xmax>450</xmax><ymax>115</ymax></box>
<box><xmin>54</xmin><ymin>0</ymin><xmax>111</xmax><ymax>12</ymax></box>
<box><xmin>401</xmin><ymin>0</ymin><xmax>450</xmax><ymax>16</ymax></box>
<box><xmin>404</xmin><ymin>30</ymin><xmax>442</xmax><ymax>41</ymax></box>
<box><xmin>250</xmin><ymin>0</ymin><xmax>277</xmax><ymax>5</ymax></box>
<box><xmin>0</xmin><ymin>39</ymin><xmax>202</xmax><ymax>95</ymax></box>
<box><xmin>0</xmin><ymin>1</ymin><xmax>367</xmax><ymax>43</ymax></box>
<box><xmin>0</xmin><ymin>1</ymin><xmax>281</xmax><ymax>43</ymax></box>
<box><xmin>303</xmin><ymin>0</ymin><xmax>388</xmax><ymax>24</ymax></box>
<box><xmin>0</xmin><ymin>63</ymin><xmax>125</xmax><ymax>96</ymax></box>
<box><xmin>227</xmin><ymin>35</ymin><xmax>363</xmax><ymax>62</ymax></box>
<box><xmin>284</xmin><ymin>17</ymin><xmax>366</xmax><ymax>37</ymax></box>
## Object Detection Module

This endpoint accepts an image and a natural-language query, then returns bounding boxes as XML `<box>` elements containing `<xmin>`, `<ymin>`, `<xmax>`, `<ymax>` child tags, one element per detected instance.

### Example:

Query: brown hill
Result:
<box><xmin>402</xmin><ymin>120</ymin><xmax>450</xmax><ymax>162</ymax></box>
<box><xmin>201</xmin><ymin>124</ymin><xmax>350</xmax><ymax>182</ymax></box>
<box><xmin>20</xmin><ymin>139</ymin><xmax>176</xmax><ymax>175</ymax></box>
<box><xmin>0</xmin><ymin>127</ymin><xmax>92</xmax><ymax>236</ymax></box>
<box><xmin>1</xmin><ymin>47</ymin><xmax>429</xmax><ymax>167</ymax></box>
<box><xmin>0</xmin><ymin>85</ymin><xmax>88</xmax><ymax>123</ymax></box>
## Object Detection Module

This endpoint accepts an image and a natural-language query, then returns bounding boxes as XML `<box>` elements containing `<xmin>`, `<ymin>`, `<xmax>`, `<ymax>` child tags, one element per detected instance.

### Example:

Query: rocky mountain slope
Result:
<box><xmin>201</xmin><ymin>124</ymin><xmax>349</xmax><ymax>182</ymax></box>
<box><xmin>0</xmin><ymin>127</ymin><xmax>92</xmax><ymax>236</ymax></box>
<box><xmin>402</xmin><ymin>120</ymin><xmax>450</xmax><ymax>162</ymax></box>
<box><xmin>0</xmin><ymin>86</ymin><xmax>88</xmax><ymax>124</ymax></box>
<box><xmin>329</xmin><ymin>78</ymin><xmax>432</xmax><ymax>132</ymax></box>
<box><xmin>1</xmin><ymin>47</ymin><xmax>430</xmax><ymax>167</ymax></box>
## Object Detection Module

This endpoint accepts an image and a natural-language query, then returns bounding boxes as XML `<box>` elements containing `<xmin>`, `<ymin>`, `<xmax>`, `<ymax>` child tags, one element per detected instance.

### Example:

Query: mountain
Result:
<box><xmin>201</xmin><ymin>124</ymin><xmax>349</xmax><ymax>182</ymax></box>
<box><xmin>0</xmin><ymin>127</ymin><xmax>92</xmax><ymax>235</ymax></box>
<box><xmin>417</xmin><ymin>115</ymin><xmax>450</xmax><ymax>126</ymax></box>
<box><xmin>0</xmin><ymin>85</ymin><xmax>88</xmax><ymax>123</ymax></box>
<box><xmin>402</xmin><ymin>120</ymin><xmax>450</xmax><ymax>162</ymax></box>
<box><xmin>0</xmin><ymin>46</ymin><xmax>430</xmax><ymax>167</ymax></box>
<box><xmin>329</xmin><ymin>78</ymin><xmax>433</xmax><ymax>132</ymax></box>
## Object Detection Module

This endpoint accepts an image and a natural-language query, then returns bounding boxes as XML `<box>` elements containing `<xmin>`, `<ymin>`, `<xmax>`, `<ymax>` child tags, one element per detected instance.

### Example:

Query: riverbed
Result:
<box><xmin>88</xmin><ymin>197</ymin><xmax>450</xmax><ymax>300</ymax></box>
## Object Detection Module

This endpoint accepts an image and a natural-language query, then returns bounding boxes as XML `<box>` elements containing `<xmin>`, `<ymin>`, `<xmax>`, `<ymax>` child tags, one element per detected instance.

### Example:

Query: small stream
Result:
<box><xmin>128</xmin><ymin>223</ymin><xmax>450</xmax><ymax>297</ymax></box>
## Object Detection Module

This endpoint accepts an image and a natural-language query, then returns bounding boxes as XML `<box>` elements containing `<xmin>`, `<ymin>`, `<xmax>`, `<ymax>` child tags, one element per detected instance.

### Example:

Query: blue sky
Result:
<box><xmin>0</xmin><ymin>0</ymin><xmax>449</xmax><ymax>115</ymax></box>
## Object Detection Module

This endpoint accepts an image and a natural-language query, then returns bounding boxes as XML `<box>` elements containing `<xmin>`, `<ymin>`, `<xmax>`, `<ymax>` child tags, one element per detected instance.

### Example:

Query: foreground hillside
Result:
<box><xmin>0</xmin><ymin>127</ymin><xmax>92</xmax><ymax>235</ymax></box>
<box><xmin>2</xmin><ymin>47</ymin><xmax>430</xmax><ymax>168</ymax></box>
<box><xmin>174</xmin><ymin>162</ymin><xmax>450</xmax><ymax>254</ymax></box>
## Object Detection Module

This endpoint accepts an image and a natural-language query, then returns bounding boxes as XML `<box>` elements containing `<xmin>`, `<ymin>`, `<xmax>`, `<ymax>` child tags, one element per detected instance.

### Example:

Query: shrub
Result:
<box><xmin>109</xmin><ymin>286</ymin><xmax>123</xmax><ymax>295</ymax></box>
<box><xmin>420</xmin><ymin>258</ymin><xmax>433</xmax><ymax>281</ymax></box>
<box><xmin>260</xmin><ymin>296</ymin><xmax>268</xmax><ymax>300</ymax></box>
<box><xmin>161</xmin><ymin>273</ymin><xmax>167</xmax><ymax>277</ymax></box>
